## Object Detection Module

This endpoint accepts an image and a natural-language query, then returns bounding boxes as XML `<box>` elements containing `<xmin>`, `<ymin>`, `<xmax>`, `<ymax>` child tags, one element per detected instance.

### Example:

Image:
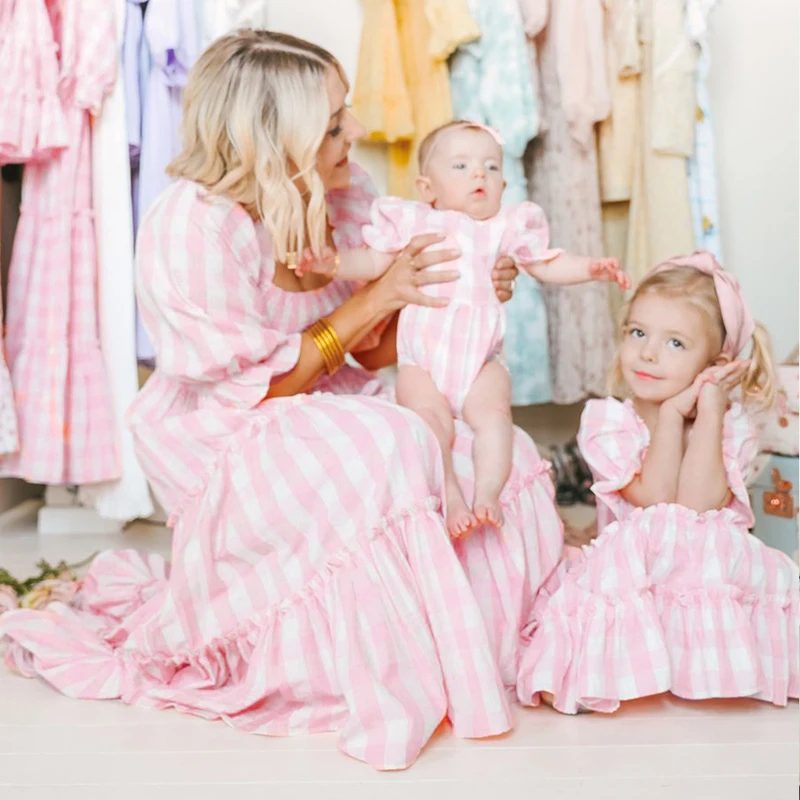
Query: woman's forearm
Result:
<box><xmin>351</xmin><ymin>312</ymin><xmax>399</xmax><ymax>371</ymax></box>
<box><xmin>265</xmin><ymin>284</ymin><xmax>388</xmax><ymax>399</ymax></box>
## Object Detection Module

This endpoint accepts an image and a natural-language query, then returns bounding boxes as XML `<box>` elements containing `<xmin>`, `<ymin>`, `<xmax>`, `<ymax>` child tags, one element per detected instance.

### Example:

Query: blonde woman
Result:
<box><xmin>0</xmin><ymin>31</ymin><xmax>564</xmax><ymax>769</ymax></box>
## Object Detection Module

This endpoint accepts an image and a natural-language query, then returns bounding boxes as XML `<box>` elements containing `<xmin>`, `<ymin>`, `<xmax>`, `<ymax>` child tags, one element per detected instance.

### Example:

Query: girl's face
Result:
<box><xmin>315</xmin><ymin>68</ymin><xmax>365</xmax><ymax>191</ymax></box>
<box><xmin>620</xmin><ymin>292</ymin><xmax>722</xmax><ymax>403</ymax></box>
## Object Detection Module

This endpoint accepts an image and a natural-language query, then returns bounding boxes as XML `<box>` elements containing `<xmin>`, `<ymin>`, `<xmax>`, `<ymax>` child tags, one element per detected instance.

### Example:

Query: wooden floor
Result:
<box><xmin>0</xmin><ymin>515</ymin><xmax>797</xmax><ymax>800</ymax></box>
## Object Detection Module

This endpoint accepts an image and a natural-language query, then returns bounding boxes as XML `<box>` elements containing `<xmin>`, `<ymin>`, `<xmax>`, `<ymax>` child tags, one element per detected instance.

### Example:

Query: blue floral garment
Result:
<box><xmin>687</xmin><ymin>35</ymin><xmax>723</xmax><ymax>258</ymax></box>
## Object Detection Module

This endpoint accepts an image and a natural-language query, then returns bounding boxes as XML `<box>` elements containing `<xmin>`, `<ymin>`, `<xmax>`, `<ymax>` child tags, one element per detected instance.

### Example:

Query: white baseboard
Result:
<box><xmin>0</xmin><ymin>497</ymin><xmax>42</xmax><ymax>533</ymax></box>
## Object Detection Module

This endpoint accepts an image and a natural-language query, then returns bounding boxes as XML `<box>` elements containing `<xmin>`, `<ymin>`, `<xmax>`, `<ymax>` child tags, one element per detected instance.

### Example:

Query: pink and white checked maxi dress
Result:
<box><xmin>517</xmin><ymin>398</ymin><xmax>800</xmax><ymax>715</ymax></box>
<box><xmin>0</xmin><ymin>0</ymin><xmax>119</xmax><ymax>482</ymax></box>
<box><xmin>363</xmin><ymin>198</ymin><xmax>561</xmax><ymax>414</ymax></box>
<box><xmin>0</xmin><ymin>0</ymin><xmax>72</xmax><ymax>457</ymax></box>
<box><xmin>0</xmin><ymin>165</ymin><xmax>564</xmax><ymax>770</ymax></box>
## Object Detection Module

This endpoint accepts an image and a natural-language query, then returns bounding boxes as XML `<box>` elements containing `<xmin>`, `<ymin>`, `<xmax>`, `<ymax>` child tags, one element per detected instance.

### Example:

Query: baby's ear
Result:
<box><xmin>712</xmin><ymin>351</ymin><xmax>732</xmax><ymax>367</ymax></box>
<box><xmin>415</xmin><ymin>176</ymin><xmax>436</xmax><ymax>204</ymax></box>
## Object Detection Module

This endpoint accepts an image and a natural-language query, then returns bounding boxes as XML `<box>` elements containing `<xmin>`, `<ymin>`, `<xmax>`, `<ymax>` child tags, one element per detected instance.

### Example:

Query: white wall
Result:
<box><xmin>707</xmin><ymin>0</ymin><xmax>799</xmax><ymax>359</ymax></box>
<box><xmin>268</xmin><ymin>0</ymin><xmax>388</xmax><ymax>192</ymax></box>
<box><xmin>270</xmin><ymin>0</ymin><xmax>799</xmax><ymax>360</ymax></box>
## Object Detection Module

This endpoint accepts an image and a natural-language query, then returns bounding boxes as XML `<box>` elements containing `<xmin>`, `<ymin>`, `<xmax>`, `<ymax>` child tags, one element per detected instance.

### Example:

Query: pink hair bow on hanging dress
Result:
<box><xmin>648</xmin><ymin>250</ymin><xmax>756</xmax><ymax>357</ymax></box>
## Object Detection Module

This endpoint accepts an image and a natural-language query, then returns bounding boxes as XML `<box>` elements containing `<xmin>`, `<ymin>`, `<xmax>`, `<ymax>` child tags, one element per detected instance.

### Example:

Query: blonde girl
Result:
<box><xmin>517</xmin><ymin>251</ymin><xmax>798</xmax><ymax>715</ymax></box>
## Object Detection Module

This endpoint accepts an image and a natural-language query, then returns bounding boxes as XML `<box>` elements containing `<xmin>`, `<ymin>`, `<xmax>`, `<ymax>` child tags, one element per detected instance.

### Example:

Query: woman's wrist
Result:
<box><xmin>360</xmin><ymin>276</ymin><xmax>397</xmax><ymax>318</ymax></box>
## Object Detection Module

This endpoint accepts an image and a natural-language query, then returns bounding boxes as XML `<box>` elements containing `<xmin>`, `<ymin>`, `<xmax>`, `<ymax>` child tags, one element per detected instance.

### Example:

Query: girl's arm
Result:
<box><xmin>676</xmin><ymin>404</ymin><xmax>730</xmax><ymax>511</ymax></box>
<box><xmin>676</xmin><ymin>361</ymin><xmax>749</xmax><ymax>511</ymax></box>
<box><xmin>619</xmin><ymin>403</ymin><xmax>685</xmax><ymax>507</ymax></box>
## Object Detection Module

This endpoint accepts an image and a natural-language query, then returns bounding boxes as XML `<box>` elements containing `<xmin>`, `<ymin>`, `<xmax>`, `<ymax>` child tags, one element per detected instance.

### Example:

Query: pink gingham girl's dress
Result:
<box><xmin>363</xmin><ymin>198</ymin><xmax>561</xmax><ymax>414</ymax></box>
<box><xmin>0</xmin><ymin>0</ymin><xmax>120</xmax><ymax>482</ymax></box>
<box><xmin>517</xmin><ymin>397</ymin><xmax>800</xmax><ymax>714</ymax></box>
<box><xmin>0</xmin><ymin>164</ymin><xmax>565</xmax><ymax>770</ymax></box>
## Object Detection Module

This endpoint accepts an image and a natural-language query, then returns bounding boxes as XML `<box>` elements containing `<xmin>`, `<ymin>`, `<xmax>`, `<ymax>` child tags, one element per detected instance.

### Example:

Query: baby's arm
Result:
<box><xmin>522</xmin><ymin>253</ymin><xmax>630</xmax><ymax>289</ymax></box>
<box><xmin>295</xmin><ymin>246</ymin><xmax>396</xmax><ymax>281</ymax></box>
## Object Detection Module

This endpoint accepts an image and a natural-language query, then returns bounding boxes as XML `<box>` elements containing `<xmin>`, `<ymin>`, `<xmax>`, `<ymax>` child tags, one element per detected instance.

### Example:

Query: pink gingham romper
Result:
<box><xmin>0</xmin><ymin>0</ymin><xmax>119</xmax><ymax>482</ymax></box>
<box><xmin>363</xmin><ymin>198</ymin><xmax>561</xmax><ymax>414</ymax></box>
<box><xmin>0</xmin><ymin>165</ymin><xmax>565</xmax><ymax>770</ymax></box>
<box><xmin>517</xmin><ymin>398</ymin><xmax>800</xmax><ymax>714</ymax></box>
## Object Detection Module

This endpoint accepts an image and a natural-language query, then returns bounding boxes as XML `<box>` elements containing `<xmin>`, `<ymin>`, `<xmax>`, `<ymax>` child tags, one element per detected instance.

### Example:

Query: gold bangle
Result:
<box><xmin>313</xmin><ymin>323</ymin><xmax>344</xmax><ymax>375</ymax></box>
<box><xmin>312</xmin><ymin>325</ymin><xmax>336</xmax><ymax>371</ymax></box>
<box><xmin>308</xmin><ymin>318</ymin><xmax>345</xmax><ymax>375</ymax></box>
<box><xmin>322</xmin><ymin>321</ymin><xmax>346</xmax><ymax>372</ymax></box>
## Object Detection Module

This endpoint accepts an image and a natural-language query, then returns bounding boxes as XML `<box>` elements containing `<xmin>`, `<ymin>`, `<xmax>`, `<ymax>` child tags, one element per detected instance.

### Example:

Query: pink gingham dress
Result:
<box><xmin>0</xmin><ymin>0</ymin><xmax>119</xmax><ymax>483</ymax></box>
<box><xmin>0</xmin><ymin>165</ymin><xmax>564</xmax><ymax>770</ymax></box>
<box><xmin>517</xmin><ymin>397</ymin><xmax>800</xmax><ymax>714</ymax></box>
<box><xmin>363</xmin><ymin>198</ymin><xmax>561</xmax><ymax>413</ymax></box>
<box><xmin>0</xmin><ymin>0</ymin><xmax>68</xmax><ymax>165</ymax></box>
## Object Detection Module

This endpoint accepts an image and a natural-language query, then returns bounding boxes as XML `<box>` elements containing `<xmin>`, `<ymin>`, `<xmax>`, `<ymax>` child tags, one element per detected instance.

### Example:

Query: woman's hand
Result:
<box><xmin>492</xmin><ymin>255</ymin><xmax>519</xmax><ymax>303</ymax></box>
<box><xmin>368</xmin><ymin>233</ymin><xmax>461</xmax><ymax>314</ymax></box>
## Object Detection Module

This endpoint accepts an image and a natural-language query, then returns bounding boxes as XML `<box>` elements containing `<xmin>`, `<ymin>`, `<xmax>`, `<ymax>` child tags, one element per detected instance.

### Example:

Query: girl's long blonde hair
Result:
<box><xmin>609</xmin><ymin>266</ymin><xmax>777</xmax><ymax>409</ymax></box>
<box><xmin>167</xmin><ymin>29</ymin><xmax>346</xmax><ymax>263</ymax></box>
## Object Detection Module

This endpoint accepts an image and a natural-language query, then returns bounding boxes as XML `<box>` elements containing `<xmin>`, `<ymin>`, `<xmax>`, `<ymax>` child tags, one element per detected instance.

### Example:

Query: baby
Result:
<box><xmin>298</xmin><ymin>120</ymin><xmax>629</xmax><ymax>537</ymax></box>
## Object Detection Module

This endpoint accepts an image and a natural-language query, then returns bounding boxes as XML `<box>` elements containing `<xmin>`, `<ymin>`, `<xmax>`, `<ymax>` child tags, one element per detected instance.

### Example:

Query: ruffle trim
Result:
<box><xmin>518</xmin><ymin>576</ymin><xmax>799</xmax><ymax>714</ymax></box>
<box><xmin>2</xmin><ymin>499</ymin><xmax>445</xmax><ymax>683</ymax></box>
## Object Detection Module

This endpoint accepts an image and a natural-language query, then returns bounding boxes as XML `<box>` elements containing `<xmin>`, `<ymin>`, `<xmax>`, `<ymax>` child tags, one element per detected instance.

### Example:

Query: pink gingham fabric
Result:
<box><xmin>363</xmin><ymin>198</ymin><xmax>561</xmax><ymax>413</ymax></box>
<box><xmin>517</xmin><ymin>397</ymin><xmax>800</xmax><ymax>714</ymax></box>
<box><xmin>0</xmin><ymin>165</ymin><xmax>565</xmax><ymax>770</ymax></box>
<box><xmin>0</xmin><ymin>0</ymin><xmax>68</xmax><ymax>164</ymax></box>
<box><xmin>0</xmin><ymin>0</ymin><xmax>120</xmax><ymax>483</ymax></box>
<box><xmin>0</xmin><ymin>276</ymin><xmax>18</xmax><ymax>456</ymax></box>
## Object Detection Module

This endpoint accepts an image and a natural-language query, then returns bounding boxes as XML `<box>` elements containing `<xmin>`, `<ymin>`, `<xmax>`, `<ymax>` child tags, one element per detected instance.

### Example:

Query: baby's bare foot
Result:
<box><xmin>446</xmin><ymin>491</ymin><xmax>479</xmax><ymax>539</ymax></box>
<box><xmin>473</xmin><ymin>495</ymin><xmax>504</xmax><ymax>529</ymax></box>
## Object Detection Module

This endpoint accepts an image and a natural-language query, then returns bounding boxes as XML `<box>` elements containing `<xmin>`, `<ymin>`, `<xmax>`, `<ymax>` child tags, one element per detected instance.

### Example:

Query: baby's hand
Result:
<box><xmin>294</xmin><ymin>246</ymin><xmax>340</xmax><ymax>278</ymax></box>
<box><xmin>589</xmin><ymin>257</ymin><xmax>630</xmax><ymax>289</ymax></box>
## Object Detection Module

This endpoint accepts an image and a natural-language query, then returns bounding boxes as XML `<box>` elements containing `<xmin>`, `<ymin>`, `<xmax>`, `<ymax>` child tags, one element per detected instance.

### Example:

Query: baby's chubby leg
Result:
<box><xmin>462</xmin><ymin>361</ymin><xmax>513</xmax><ymax>529</ymax></box>
<box><xmin>396</xmin><ymin>365</ymin><xmax>478</xmax><ymax>538</ymax></box>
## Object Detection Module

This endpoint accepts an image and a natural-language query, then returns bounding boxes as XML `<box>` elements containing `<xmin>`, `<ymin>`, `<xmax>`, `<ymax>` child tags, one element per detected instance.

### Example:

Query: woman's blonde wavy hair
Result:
<box><xmin>167</xmin><ymin>29</ymin><xmax>347</xmax><ymax>263</ymax></box>
<box><xmin>608</xmin><ymin>266</ymin><xmax>777</xmax><ymax>409</ymax></box>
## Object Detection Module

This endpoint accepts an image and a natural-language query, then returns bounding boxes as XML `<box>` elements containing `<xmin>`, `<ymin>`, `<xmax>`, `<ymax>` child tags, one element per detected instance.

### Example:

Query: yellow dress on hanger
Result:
<box><xmin>351</xmin><ymin>0</ymin><xmax>415</xmax><ymax>144</ymax></box>
<box><xmin>352</xmin><ymin>0</ymin><xmax>479</xmax><ymax>198</ymax></box>
<box><xmin>626</xmin><ymin>0</ymin><xmax>695</xmax><ymax>283</ymax></box>
<box><xmin>598</xmin><ymin>0</ymin><xmax>696</xmax><ymax>286</ymax></box>
<box><xmin>598</xmin><ymin>0</ymin><xmax>641</xmax><ymax>314</ymax></box>
<box><xmin>424</xmin><ymin>0</ymin><xmax>481</xmax><ymax>61</ymax></box>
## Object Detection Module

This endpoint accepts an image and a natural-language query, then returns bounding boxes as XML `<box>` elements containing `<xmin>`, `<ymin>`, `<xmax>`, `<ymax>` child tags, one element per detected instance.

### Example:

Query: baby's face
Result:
<box><xmin>417</xmin><ymin>128</ymin><xmax>505</xmax><ymax>220</ymax></box>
